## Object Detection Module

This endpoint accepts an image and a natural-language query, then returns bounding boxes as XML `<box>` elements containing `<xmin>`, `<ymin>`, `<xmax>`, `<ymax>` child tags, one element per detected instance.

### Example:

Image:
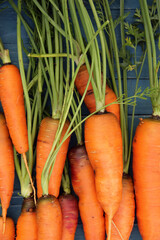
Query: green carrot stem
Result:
<box><xmin>157</xmin><ymin>0</ymin><xmax>160</xmax><ymax>25</ymax></box>
<box><xmin>53</xmin><ymin>5</ymin><xmax>60</xmax><ymax>96</ymax></box>
<box><xmin>17</xmin><ymin>0</ymin><xmax>33</xmax><ymax>173</ymax></box>
<box><xmin>49</xmin><ymin>0</ymin><xmax>64</xmax><ymax>22</ymax></box>
<box><xmin>28</xmin><ymin>53</ymin><xmax>77</xmax><ymax>59</ymax></box>
<box><xmin>141</xmin><ymin>0</ymin><xmax>157</xmax><ymax>87</ymax></box>
<box><xmin>61</xmin><ymin>161</ymin><xmax>71</xmax><ymax>195</ymax></box>
<box><xmin>120</xmin><ymin>0</ymin><xmax>128</xmax><ymax>128</ymax></box>
<box><xmin>32</xmin><ymin>0</ymin><xmax>66</xmax><ymax>37</ymax></box>
<box><xmin>139</xmin><ymin>0</ymin><xmax>160</xmax><ymax>116</ymax></box>
<box><xmin>13</xmin><ymin>148</ymin><xmax>22</xmax><ymax>182</ymax></box>
<box><xmin>9</xmin><ymin>0</ymin><xmax>53</xmax><ymax>104</ymax></box>
<box><xmin>88</xmin><ymin>0</ymin><xmax>107</xmax><ymax>107</ymax></box>
<box><xmin>124</xmin><ymin>50</ymin><xmax>147</xmax><ymax>174</ymax></box>
<box><xmin>26</xmin><ymin>59</ymin><xmax>32</xmax><ymax>85</ymax></box>
<box><xmin>31</xmin><ymin>11</ymin><xmax>50</xmax><ymax>73</ymax></box>
<box><xmin>41</xmin><ymin>1</ymin><xmax>58</xmax><ymax>118</ymax></box>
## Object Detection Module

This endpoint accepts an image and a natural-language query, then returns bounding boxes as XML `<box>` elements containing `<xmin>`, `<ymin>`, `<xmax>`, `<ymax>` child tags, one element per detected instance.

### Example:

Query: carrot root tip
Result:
<box><xmin>2</xmin><ymin>208</ymin><xmax>7</xmax><ymax>234</ymax></box>
<box><xmin>107</xmin><ymin>217</ymin><xmax>112</xmax><ymax>240</ymax></box>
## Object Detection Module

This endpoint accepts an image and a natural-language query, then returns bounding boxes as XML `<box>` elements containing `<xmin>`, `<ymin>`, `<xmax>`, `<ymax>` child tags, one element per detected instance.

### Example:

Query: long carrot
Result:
<box><xmin>67</xmin><ymin>1</ymin><xmax>124</xmax><ymax>239</ymax></box>
<box><xmin>16</xmin><ymin>196</ymin><xmax>37</xmax><ymax>240</ymax></box>
<box><xmin>85</xmin><ymin>112</ymin><xmax>123</xmax><ymax>240</ymax></box>
<box><xmin>36</xmin><ymin>195</ymin><xmax>62</xmax><ymax>240</ymax></box>
<box><xmin>132</xmin><ymin>1</ymin><xmax>160</xmax><ymax>239</ymax></box>
<box><xmin>75</xmin><ymin>64</ymin><xmax>120</xmax><ymax>122</ymax></box>
<box><xmin>0</xmin><ymin>39</ymin><xmax>36</xmax><ymax>202</ymax></box>
<box><xmin>0</xmin><ymin>217</ymin><xmax>15</xmax><ymax>240</ymax></box>
<box><xmin>0</xmin><ymin>42</ymin><xmax>28</xmax><ymax>154</ymax></box>
<box><xmin>133</xmin><ymin>118</ymin><xmax>160</xmax><ymax>240</ymax></box>
<box><xmin>36</xmin><ymin>117</ymin><xmax>70</xmax><ymax>198</ymax></box>
<box><xmin>96</xmin><ymin>0</ymin><xmax>138</xmax><ymax>238</ymax></box>
<box><xmin>0</xmin><ymin>113</ymin><xmax>14</xmax><ymax>233</ymax></box>
<box><xmin>68</xmin><ymin>144</ymin><xmax>105</xmax><ymax>240</ymax></box>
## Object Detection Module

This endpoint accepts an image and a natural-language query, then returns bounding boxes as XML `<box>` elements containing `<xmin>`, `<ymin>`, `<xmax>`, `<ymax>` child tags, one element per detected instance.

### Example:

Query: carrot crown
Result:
<box><xmin>0</xmin><ymin>39</ymin><xmax>11</xmax><ymax>64</ymax></box>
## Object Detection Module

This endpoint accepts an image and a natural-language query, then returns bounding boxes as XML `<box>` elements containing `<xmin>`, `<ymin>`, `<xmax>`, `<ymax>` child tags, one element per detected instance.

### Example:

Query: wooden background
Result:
<box><xmin>0</xmin><ymin>0</ymin><xmax>155</xmax><ymax>239</ymax></box>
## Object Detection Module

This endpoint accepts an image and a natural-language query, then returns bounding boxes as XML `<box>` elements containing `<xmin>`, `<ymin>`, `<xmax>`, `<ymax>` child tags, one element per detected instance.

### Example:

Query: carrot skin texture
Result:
<box><xmin>16</xmin><ymin>196</ymin><xmax>37</xmax><ymax>240</ymax></box>
<box><xmin>75</xmin><ymin>65</ymin><xmax>120</xmax><ymax>122</ymax></box>
<box><xmin>105</xmin><ymin>175</ymin><xmax>135</xmax><ymax>240</ymax></box>
<box><xmin>59</xmin><ymin>194</ymin><xmax>78</xmax><ymax>240</ymax></box>
<box><xmin>133</xmin><ymin>118</ymin><xmax>160</xmax><ymax>240</ymax></box>
<box><xmin>36</xmin><ymin>195</ymin><xmax>62</xmax><ymax>240</ymax></box>
<box><xmin>0</xmin><ymin>64</ymin><xmax>28</xmax><ymax>154</ymax></box>
<box><xmin>0</xmin><ymin>217</ymin><xmax>15</xmax><ymax>240</ymax></box>
<box><xmin>16</xmin><ymin>213</ymin><xmax>37</xmax><ymax>240</ymax></box>
<box><xmin>68</xmin><ymin>145</ymin><xmax>105</xmax><ymax>240</ymax></box>
<box><xmin>36</xmin><ymin>117</ymin><xmax>70</xmax><ymax>198</ymax></box>
<box><xmin>0</xmin><ymin>113</ymin><xmax>14</xmax><ymax>224</ymax></box>
<box><xmin>85</xmin><ymin>113</ymin><xmax>123</xmax><ymax>220</ymax></box>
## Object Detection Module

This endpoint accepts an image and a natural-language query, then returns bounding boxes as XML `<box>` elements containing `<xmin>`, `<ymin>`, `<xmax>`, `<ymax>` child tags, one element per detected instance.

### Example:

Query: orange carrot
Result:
<box><xmin>105</xmin><ymin>175</ymin><xmax>135</xmax><ymax>240</ymax></box>
<box><xmin>0</xmin><ymin>113</ymin><xmax>14</xmax><ymax>232</ymax></box>
<box><xmin>85</xmin><ymin>112</ymin><xmax>123</xmax><ymax>240</ymax></box>
<box><xmin>0</xmin><ymin>217</ymin><xmax>15</xmax><ymax>240</ymax></box>
<box><xmin>36</xmin><ymin>117</ymin><xmax>70</xmax><ymax>198</ymax></box>
<box><xmin>59</xmin><ymin>194</ymin><xmax>78</xmax><ymax>240</ymax></box>
<box><xmin>16</xmin><ymin>196</ymin><xmax>37</xmax><ymax>240</ymax></box>
<box><xmin>0</xmin><ymin>46</ymin><xmax>36</xmax><ymax>201</ymax></box>
<box><xmin>133</xmin><ymin>117</ymin><xmax>160</xmax><ymax>240</ymax></box>
<box><xmin>36</xmin><ymin>195</ymin><xmax>62</xmax><ymax>240</ymax></box>
<box><xmin>68</xmin><ymin>144</ymin><xmax>105</xmax><ymax>240</ymax></box>
<box><xmin>75</xmin><ymin>64</ymin><xmax>120</xmax><ymax>122</ymax></box>
<box><xmin>0</xmin><ymin>62</ymin><xmax>28</xmax><ymax>154</ymax></box>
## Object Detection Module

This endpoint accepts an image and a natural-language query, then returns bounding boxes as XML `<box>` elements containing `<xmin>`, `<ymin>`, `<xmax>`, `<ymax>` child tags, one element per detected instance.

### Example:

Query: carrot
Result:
<box><xmin>36</xmin><ymin>117</ymin><xmax>70</xmax><ymax>198</ymax></box>
<box><xmin>75</xmin><ymin>64</ymin><xmax>120</xmax><ymax>122</ymax></box>
<box><xmin>0</xmin><ymin>40</ymin><xmax>36</xmax><ymax>203</ymax></box>
<box><xmin>132</xmin><ymin>118</ymin><xmax>160</xmax><ymax>240</ymax></box>
<box><xmin>16</xmin><ymin>196</ymin><xmax>37</xmax><ymax>240</ymax></box>
<box><xmin>105</xmin><ymin>174</ymin><xmax>135</xmax><ymax>240</ymax></box>
<box><xmin>59</xmin><ymin>194</ymin><xmax>78</xmax><ymax>240</ymax></box>
<box><xmin>0</xmin><ymin>52</ymin><xmax>28</xmax><ymax>154</ymax></box>
<box><xmin>58</xmin><ymin>159</ymin><xmax>79</xmax><ymax>240</ymax></box>
<box><xmin>85</xmin><ymin>112</ymin><xmax>123</xmax><ymax>240</ymax></box>
<box><xmin>0</xmin><ymin>113</ymin><xmax>14</xmax><ymax>233</ymax></box>
<box><xmin>132</xmin><ymin>1</ymin><xmax>160</xmax><ymax>239</ymax></box>
<box><xmin>0</xmin><ymin>217</ymin><xmax>15</xmax><ymax>240</ymax></box>
<box><xmin>68</xmin><ymin>144</ymin><xmax>105</xmax><ymax>240</ymax></box>
<box><xmin>36</xmin><ymin>195</ymin><xmax>62</xmax><ymax>240</ymax></box>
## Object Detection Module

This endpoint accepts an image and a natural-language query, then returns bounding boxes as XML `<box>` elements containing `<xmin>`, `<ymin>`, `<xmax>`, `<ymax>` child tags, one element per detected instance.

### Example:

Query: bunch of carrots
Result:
<box><xmin>0</xmin><ymin>0</ymin><xmax>159</xmax><ymax>239</ymax></box>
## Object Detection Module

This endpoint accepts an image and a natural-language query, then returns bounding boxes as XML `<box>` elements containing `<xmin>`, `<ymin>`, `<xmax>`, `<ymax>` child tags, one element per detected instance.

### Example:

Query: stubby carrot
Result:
<box><xmin>85</xmin><ymin>112</ymin><xmax>123</xmax><ymax>240</ymax></box>
<box><xmin>68</xmin><ymin>144</ymin><xmax>105</xmax><ymax>240</ymax></box>
<box><xmin>36</xmin><ymin>117</ymin><xmax>70</xmax><ymax>198</ymax></box>
<box><xmin>0</xmin><ymin>217</ymin><xmax>15</xmax><ymax>240</ymax></box>
<box><xmin>16</xmin><ymin>196</ymin><xmax>37</xmax><ymax>240</ymax></box>
<box><xmin>36</xmin><ymin>195</ymin><xmax>62</xmax><ymax>240</ymax></box>
<box><xmin>105</xmin><ymin>175</ymin><xmax>135</xmax><ymax>240</ymax></box>
<box><xmin>0</xmin><ymin>113</ymin><xmax>14</xmax><ymax>232</ymax></box>
<box><xmin>75</xmin><ymin>64</ymin><xmax>120</xmax><ymax>122</ymax></box>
